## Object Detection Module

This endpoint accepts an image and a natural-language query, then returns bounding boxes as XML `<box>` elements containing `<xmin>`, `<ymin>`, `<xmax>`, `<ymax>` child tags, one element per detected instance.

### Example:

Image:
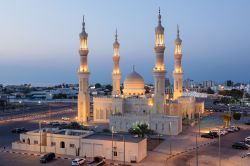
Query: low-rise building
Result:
<box><xmin>12</xmin><ymin>128</ymin><xmax>147</xmax><ymax>163</ymax></box>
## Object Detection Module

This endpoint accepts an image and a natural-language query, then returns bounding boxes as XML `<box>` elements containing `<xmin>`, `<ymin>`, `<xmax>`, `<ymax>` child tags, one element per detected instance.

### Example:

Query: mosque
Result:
<box><xmin>77</xmin><ymin>10</ymin><xmax>204</xmax><ymax>135</ymax></box>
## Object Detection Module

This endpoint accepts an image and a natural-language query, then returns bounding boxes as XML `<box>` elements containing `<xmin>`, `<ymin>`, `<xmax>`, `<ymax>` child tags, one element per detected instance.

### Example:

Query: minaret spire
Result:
<box><xmin>177</xmin><ymin>24</ymin><xmax>180</xmax><ymax>38</ymax></box>
<box><xmin>78</xmin><ymin>15</ymin><xmax>90</xmax><ymax>123</ymax></box>
<box><xmin>112</xmin><ymin>29</ymin><xmax>121</xmax><ymax>96</ymax></box>
<box><xmin>153</xmin><ymin>8</ymin><xmax>166</xmax><ymax>114</ymax></box>
<box><xmin>115</xmin><ymin>28</ymin><xmax>118</xmax><ymax>42</ymax></box>
<box><xmin>173</xmin><ymin>24</ymin><xmax>183</xmax><ymax>100</ymax></box>
<box><xmin>158</xmin><ymin>7</ymin><xmax>162</xmax><ymax>26</ymax></box>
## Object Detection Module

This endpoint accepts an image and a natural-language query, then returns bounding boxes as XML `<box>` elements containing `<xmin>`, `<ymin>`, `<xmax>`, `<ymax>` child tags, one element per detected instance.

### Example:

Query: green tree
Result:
<box><xmin>233</xmin><ymin>112</ymin><xmax>241</xmax><ymax>121</ymax></box>
<box><xmin>95</xmin><ymin>83</ymin><xmax>102</xmax><ymax>89</ymax></box>
<box><xmin>207</xmin><ymin>87</ymin><xmax>214</xmax><ymax>94</ymax></box>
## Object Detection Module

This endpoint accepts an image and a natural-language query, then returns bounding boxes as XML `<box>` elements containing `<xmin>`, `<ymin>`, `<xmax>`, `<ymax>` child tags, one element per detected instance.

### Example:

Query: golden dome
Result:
<box><xmin>123</xmin><ymin>70</ymin><xmax>145</xmax><ymax>96</ymax></box>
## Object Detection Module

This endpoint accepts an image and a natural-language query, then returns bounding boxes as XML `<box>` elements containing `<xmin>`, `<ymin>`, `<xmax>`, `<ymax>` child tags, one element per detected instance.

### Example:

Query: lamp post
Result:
<box><xmin>123</xmin><ymin>135</ymin><xmax>125</xmax><ymax>166</ymax></box>
<box><xmin>39</xmin><ymin>121</ymin><xmax>42</xmax><ymax>153</ymax></box>
<box><xmin>218</xmin><ymin>129</ymin><xmax>221</xmax><ymax>166</ymax></box>
<box><xmin>111</xmin><ymin>126</ymin><xmax>114</xmax><ymax>165</ymax></box>
<box><xmin>196</xmin><ymin>134</ymin><xmax>198</xmax><ymax>166</ymax></box>
<box><xmin>169</xmin><ymin>122</ymin><xmax>172</xmax><ymax>155</ymax></box>
<box><xmin>198</xmin><ymin>111</ymin><xmax>201</xmax><ymax>136</ymax></box>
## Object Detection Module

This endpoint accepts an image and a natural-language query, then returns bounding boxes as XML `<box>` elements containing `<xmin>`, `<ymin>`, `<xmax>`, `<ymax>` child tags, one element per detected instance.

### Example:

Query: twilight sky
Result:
<box><xmin>0</xmin><ymin>0</ymin><xmax>250</xmax><ymax>85</ymax></box>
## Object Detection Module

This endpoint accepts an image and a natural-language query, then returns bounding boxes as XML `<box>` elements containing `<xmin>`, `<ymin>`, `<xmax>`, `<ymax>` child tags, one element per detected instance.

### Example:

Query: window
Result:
<box><xmin>34</xmin><ymin>140</ymin><xmax>38</xmax><ymax>144</ymax></box>
<box><xmin>22</xmin><ymin>139</ymin><xmax>25</xmax><ymax>143</ymax></box>
<box><xmin>51</xmin><ymin>142</ymin><xmax>56</xmax><ymax>146</ymax></box>
<box><xmin>113</xmin><ymin>151</ymin><xmax>117</xmax><ymax>156</ymax></box>
<box><xmin>60</xmin><ymin>141</ymin><xmax>65</xmax><ymax>148</ymax></box>
<box><xmin>69</xmin><ymin>144</ymin><xmax>75</xmax><ymax>148</ymax></box>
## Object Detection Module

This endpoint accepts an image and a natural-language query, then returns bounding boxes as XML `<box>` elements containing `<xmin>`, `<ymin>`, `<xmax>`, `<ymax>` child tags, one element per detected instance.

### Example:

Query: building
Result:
<box><xmin>12</xmin><ymin>128</ymin><xmax>147</xmax><ymax>163</ymax></box>
<box><xmin>77</xmin><ymin>9</ymin><xmax>204</xmax><ymax>135</ymax></box>
<box><xmin>202</xmin><ymin>80</ymin><xmax>215</xmax><ymax>89</ymax></box>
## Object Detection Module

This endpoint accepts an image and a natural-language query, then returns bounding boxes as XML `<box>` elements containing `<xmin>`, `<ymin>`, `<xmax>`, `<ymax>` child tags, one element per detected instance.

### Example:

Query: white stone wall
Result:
<box><xmin>12</xmin><ymin>129</ymin><xmax>147</xmax><ymax>163</ymax></box>
<box><xmin>109</xmin><ymin>113</ymin><xmax>182</xmax><ymax>135</ymax></box>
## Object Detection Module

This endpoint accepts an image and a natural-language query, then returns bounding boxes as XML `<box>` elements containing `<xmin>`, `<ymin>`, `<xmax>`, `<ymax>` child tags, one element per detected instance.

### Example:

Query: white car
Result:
<box><xmin>62</xmin><ymin>117</ymin><xmax>70</xmax><ymax>121</ymax></box>
<box><xmin>245</xmin><ymin>136</ymin><xmax>250</xmax><ymax>142</ymax></box>
<box><xmin>72</xmin><ymin>158</ymin><xmax>86</xmax><ymax>166</ymax></box>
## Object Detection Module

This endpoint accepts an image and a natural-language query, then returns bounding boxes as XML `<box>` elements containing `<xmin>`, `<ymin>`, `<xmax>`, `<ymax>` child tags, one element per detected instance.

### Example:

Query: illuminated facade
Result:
<box><xmin>77</xmin><ymin>16</ymin><xmax>90</xmax><ymax>122</ymax></box>
<box><xmin>88</xmin><ymin>9</ymin><xmax>203</xmax><ymax>133</ymax></box>
<box><xmin>153</xmin><ymin>9</ymin><xmax>166</xmax><ymax>114</ymax></box>
<box><xmin>173</xmin><ymin>25</ymin><xmax>183</xmax><ymax>100</ymax></box>
<box><xmin>112</xmin><ymin>30</ymin><xmax>122</xmax><ymax>96</ymax></box>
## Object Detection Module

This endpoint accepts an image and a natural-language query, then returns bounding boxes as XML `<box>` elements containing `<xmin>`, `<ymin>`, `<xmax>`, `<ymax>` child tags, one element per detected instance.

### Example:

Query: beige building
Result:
<box><xmin>12</xmin><ymin>128</ymin><xmax>147</xmax><ymax>163</ymax></box>
<box><xmin>77</xmin><ymin>10</ymin><xmax>204</xmax><ymax>135</ymax></box>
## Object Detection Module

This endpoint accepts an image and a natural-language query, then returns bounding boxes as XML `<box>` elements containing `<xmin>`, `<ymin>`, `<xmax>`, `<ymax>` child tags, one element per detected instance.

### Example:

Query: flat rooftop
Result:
<box><xmin>84</xmin><ymin>132</ymin><xmax>145</xmax><ymax>143</ymax></box>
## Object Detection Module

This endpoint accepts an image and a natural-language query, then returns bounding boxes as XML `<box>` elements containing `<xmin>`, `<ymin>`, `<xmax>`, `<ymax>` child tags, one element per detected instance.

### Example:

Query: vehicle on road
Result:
<box><xmin>11</xmin><ymin>128</ymin><xmax>28</xmax><ymax>133</ymax></box>
<box><xmin>87</xmin><ymin>156</ymin><xmax>105</xmax><ymax>166</ymax></box>
<box><xmin>231</xmin><ymin>126</ymin><xmax>240</xmax><ymax>131</ymax></box>
<box><xmin>239</xmin><ymin>141</ymin><xmax>250</xmax><ymax>148</ymax></box>
<box><xmin>40</xmin><ymin>152</ymin><xmax>55</xmax><ymax>163</ymax></box>
<box><xmin>245</xmin><ymin>122</ymin><xmax>250</xmax><ymax>125</ymax></box>
<box><xmin>208</xmin><ymin>131</ymin><xmax>218</xmax><ymax>138</ymax></box>
<box><xmin>72</xmin><ymin>158</ymin><xmax>86</xmax><ymax>166</ymax></box>
<box><xmin>225</xmin><ymin>127</ymin><xmax>235</xmax><ymax>133</ymax></box>
<box><xmin>201</xmin><ymin>133</ymin><xmax>214</xmax><ymax>139</ymax></box>
<box><xmin>232</xmin><ymin>142</ymin><xmax>249</xmax><ymax>150</ymax></box>
<box><xmin>245</xmin><ymin>136</ymin><xmax>250</xmax><ymax>142</ymax></box>
<box><xmin>62</xmin><ymin>117</ymin><xmax>70</xmax><ymax>121</ymax></box>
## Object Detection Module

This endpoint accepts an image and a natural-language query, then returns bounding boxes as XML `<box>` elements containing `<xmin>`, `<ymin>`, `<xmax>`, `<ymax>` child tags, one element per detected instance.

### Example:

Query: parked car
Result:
<box><xmin>209</xmin><ymin>131</ymin><xmax>219</xmax><ymax>138</ymax></box>
<box><xmin>225</xmin><ymin>128</ymin><xmax>235</xmax><ymax>133</ymax></box>
<box><xmin>11</xmin><ymin>127</ymin><xmax>28</xmax><ymax>133</ymax></box>
<box><xmin>245</xmin><ymin>136</ymin><xmax>250</xmax><ymax>142</ymax></box>
<box><xmin>201</xmin><ymin>133</ymin><xmax>214</xmax><ymax>139</ymax></box>
<box><xmin>62</xmin><ymin>117</ymin><xmax>70</xmax><ymax>121</ymax></box>
<box><xmin>239</xmin><ymin>141</ymin><xmax>250</xmax><ymax>148</ymax></box>
<box><xmin>72</xmin><ymin>158</ymin><xmax>86</xmax><ymax>166</ymax></box>
<box><xmin>231</xmin><ymin>126</ymin><xmax>240</xmax><ymax>131</ymax></box>
<box><xmin>232</xmin><ymin>142</ymin><xmax>249</xmax><ymax>150</ymax></box>
<box><xmin>40</xmin><ymin>153</ymin><xmax>55</xmax><ymax>163</ymax></box>
<box><xmin>87</xmin><ymin>156</ymin><xmax>105</xmax><ymax>166</ymax></box>
<box><xmin>245</xmin><ymin>122</ymin><xmax>250</xmax><ymax>125</ymax></box>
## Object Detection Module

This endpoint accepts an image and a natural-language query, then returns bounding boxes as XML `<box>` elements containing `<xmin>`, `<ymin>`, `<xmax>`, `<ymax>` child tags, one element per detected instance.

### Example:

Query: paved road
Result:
<box><xmin>168</xmin><ymin>125</ymin><xmax>250</xmax><ymax>166</ymax></box>
<box><xmin>0</xmin><ymin>152</ymin><xmax>71</xmax><ymax>166</ymax></box>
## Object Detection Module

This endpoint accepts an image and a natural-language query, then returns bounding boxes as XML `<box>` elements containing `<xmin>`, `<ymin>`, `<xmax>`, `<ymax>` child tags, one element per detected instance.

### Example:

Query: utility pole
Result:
<box><xmin>198</xmin><ymin>111</ymin><xmax>201</xmax><ymax>136</ymax></box>
<box><xmin>123</xmin><ymin>135</ymin><xmax>125</xmax><ymax>166</ymax></box>
<box><xmin>39</xmin><ymin>121</ymin><xmax>41</xmax><ymax>153</ymax></box>
<box><xmin>219</xmin><ymin>129</ymin><xmax>221</xmax><ymax>166</ymax></box>
<box><xmin>111</xmin><ymin>126</ymin><xmax>114</xmax><ymax>165</ymax></box>
<box><xmin>169</xmin><ymin>122</ymin><xmax>172</xmax><ymax>155</ymax></box>
<box><xmin>196</xmin><ymin>134</ymin><xmax>198</xmax><ymax>166</ymax></box>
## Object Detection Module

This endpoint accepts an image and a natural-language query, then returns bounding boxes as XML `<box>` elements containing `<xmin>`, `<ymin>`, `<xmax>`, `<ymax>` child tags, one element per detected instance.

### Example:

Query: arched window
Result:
<box><xmin>27</xmin><ymin>138</ymin><xmax>30</xmax><ymax>144</ymax></box>
<box><xmin>60</xmin><ymin>141</ymin><xmax>65</xmax><ymax>148</ymax></box>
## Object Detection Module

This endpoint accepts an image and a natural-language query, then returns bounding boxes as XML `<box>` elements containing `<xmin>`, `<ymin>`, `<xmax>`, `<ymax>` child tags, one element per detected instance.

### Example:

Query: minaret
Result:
<box><xmin>153</xmin><ymin>8</ymin><xmax>166</xmax><ymax>113</ymax></box>
<box><xmin>77</xmin><ymin>16</ymin><xmax>90</xmax><ymax>122</ymax></box>
<box><xmin>173</xmin><ymin>25</ymin><xmax>183</xmax><ymax>100</ymax></box>
<box><xmin>112</xmin><ymin>29</ymin><xmax>122</xmax><ymax>96</ymax></box>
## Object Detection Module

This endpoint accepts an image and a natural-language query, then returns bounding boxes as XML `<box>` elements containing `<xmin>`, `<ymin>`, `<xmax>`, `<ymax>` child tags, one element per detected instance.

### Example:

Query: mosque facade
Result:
<box><xmin>77</xmin><ymin>10</ymin><xmax>204</xmax><ymax>135</ymax></box>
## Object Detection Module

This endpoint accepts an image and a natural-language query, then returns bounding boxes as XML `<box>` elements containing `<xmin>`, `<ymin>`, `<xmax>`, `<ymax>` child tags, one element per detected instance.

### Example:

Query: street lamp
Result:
<box><xmin>218</xmin><ymin>128</ymin><xmax>221</xmax><ymax>166</ymax></box>
<box><xmin>169</xmin><ymin>122</ymin><xmax>172</xmax><ymax>155</ymax></box>
<box><xmin>195</xmin><ymin>134</ymin><xmax>198</xmax><ymax>166</ymax></box>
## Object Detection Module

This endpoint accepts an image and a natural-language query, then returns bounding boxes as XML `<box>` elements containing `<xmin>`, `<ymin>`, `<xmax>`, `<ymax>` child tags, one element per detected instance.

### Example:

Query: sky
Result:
<box><xmin>0</xmin><ymin>0</ymin><xmax>250</xmax><ymax>86</ymax></box>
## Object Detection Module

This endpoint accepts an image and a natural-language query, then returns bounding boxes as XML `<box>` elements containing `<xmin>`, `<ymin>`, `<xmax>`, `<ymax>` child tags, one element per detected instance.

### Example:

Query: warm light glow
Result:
<box><xmin>80</xmin><ymin>38</ymin><xmax>88</xmax><ymax>50</ymax></box>
<box><xmin>148</xmin><ymin>98</ymin><xmax>154</xmax><ymax>106</ymax></box>
<box><xmin>175</xmin><ymin>45</ymin><xmax>182</xmax><ymax>54</ymax></box>
<box><xmin>155</xmin><ymin>34</ymin><xmax>164</xmax><ymax>46</ymax></box>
